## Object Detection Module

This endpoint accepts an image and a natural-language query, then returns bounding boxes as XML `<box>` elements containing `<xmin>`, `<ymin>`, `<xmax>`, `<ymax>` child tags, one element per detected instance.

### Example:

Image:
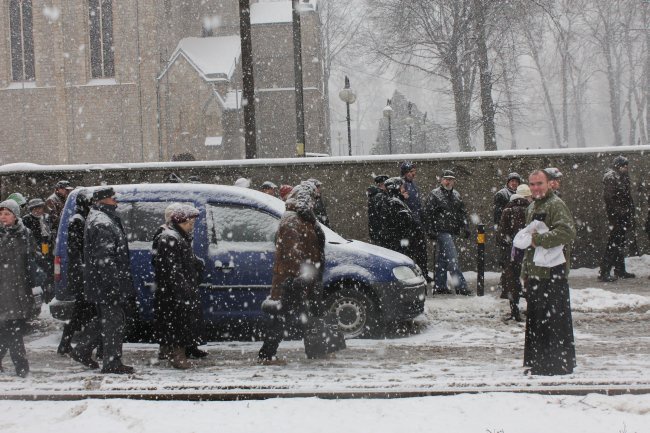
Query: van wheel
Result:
<box><xmin>327</xmin><ymin>288</ymin><xmax>381</xmax><ymax>339</ymax></box>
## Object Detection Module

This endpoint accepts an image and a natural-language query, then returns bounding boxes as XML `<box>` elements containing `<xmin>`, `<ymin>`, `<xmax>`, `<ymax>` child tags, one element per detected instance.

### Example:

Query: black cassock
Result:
<box><xmin>524</xmin><ymin>269</ymin><xmax>576</xmax><ymax>375</ymax></box>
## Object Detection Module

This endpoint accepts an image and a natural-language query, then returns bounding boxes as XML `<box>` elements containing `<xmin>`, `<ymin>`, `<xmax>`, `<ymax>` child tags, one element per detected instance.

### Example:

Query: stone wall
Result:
<box><xmin>3</xmin><ymin>146</ymin><xmax>650</xmax><ymax>272</ymax></box>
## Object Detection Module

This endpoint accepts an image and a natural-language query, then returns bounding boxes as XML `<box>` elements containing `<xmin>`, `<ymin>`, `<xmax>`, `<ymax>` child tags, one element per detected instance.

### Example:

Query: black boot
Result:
<box><xmin>185</xmin><ymin>346</ymin><xmax>208</xmax><ymax>359</ymax></box>
<box><xmin>510</xmin><ymin>300</ymin><xmax>522</xmax><ymax>322</ymax></box>
<box><xmin>57</xmin><ymin>324</ymin><xmax>75</xmax><ymax>356</ymax></box>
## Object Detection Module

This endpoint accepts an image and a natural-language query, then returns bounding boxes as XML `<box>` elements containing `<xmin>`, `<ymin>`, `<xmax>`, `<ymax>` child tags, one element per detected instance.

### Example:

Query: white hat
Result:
<box><xmin>234</xmin><ymin>177</ymin><xmax>251</xmax><ymax>188</ymax></box>
<box><xmin>516</xmin><ymin>184</ymin><xmax>532</xmax><ymax>197</ymax></box>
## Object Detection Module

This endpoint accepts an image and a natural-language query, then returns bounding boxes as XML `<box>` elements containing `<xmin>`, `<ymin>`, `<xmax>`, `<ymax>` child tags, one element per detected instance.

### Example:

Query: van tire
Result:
<box><xmin>327</xmin><ymin>287</ymin><xmax>382</xmax><ymax>339</ymax></box>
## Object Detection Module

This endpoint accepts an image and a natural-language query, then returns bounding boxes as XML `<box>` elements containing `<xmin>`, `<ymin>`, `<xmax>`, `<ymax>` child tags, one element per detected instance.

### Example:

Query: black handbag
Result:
<box><xmin>304</xmin><ymin>316</ymin><xmax>346</xmax><ymax>359</ymax></box>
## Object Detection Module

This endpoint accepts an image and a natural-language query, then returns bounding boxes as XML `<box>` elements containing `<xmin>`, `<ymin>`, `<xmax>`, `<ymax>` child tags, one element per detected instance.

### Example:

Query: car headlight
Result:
<box><xmin>392</xmin><ymin>266</ymin><xmax>418</xmax><ymax>281</ymax></box>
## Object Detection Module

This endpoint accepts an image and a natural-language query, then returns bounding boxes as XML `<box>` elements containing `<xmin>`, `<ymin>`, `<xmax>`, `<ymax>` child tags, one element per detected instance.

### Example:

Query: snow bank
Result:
<box><xmin>1</xmin><ymin>393</ymin><xmax>649</xmax><ymax>433</ymax></box>
<box><xmin>571</xmin><ymin>288</ymin><xmax>650</xmax><ymax>313</ymax></box>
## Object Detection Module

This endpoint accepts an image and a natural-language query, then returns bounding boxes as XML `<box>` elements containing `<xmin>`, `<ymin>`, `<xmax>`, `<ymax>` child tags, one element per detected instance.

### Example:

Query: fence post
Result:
<box><xmin>477</xmin><ymin>224</ymin><xmax>485</xmax><ymax>296</ymax></box>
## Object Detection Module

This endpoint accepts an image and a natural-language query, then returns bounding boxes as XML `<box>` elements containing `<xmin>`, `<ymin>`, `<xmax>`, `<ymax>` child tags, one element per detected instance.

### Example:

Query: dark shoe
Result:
<box><xmin>597</xmin><ymin>274</ymin><xmax>617</xmax><ymax>282</ymax></box>
<box><xmin>57</xmin><ymin>341</ymin><xmax>72</xmax><ymax>356</ymax></box>
<box><xmin>257</xmin><ymin>357</ymin><xmax>287</xmax><ymax>366</ymax></box>
<box><xmin>185</xmin><ymin>346</ymin><xmax>208</xmax><ymax>359</ymax></box>
<box><xmin>169</xmin><ymin>347</ymin><xmax>192</xmax><ymax>370</ymax></box>
<box><xmin>101</xmin><ymin>364</ymin><xmax>134</xmax><ymax>375</ymax></box>
<box><xmin>16</xmin><ymin>366</ymin><xmax>29</xmax><ymax>378</ymax></box>
<box><xmin>615</xmin><ymin>272</ymin><xmax>636</xmax><ymax>279</ymax></box>
<box><xmin>70</xmin><ymin>349</ymin><xmax>99</xmax><ymax>369</ymax></box>
<box><xmin>456</xmin><ymin>288</ymin><xmax>473</xmax><ymax>296</ymax></box>
<box><xmin>158</xmin><ymin>345</ymin><xmax>171</xmax><ymax>360</ymax></box>
<box><xmin>434</xmin><ymin>287</ymin><xmax>453</xmax><ymax>295</ymax></box>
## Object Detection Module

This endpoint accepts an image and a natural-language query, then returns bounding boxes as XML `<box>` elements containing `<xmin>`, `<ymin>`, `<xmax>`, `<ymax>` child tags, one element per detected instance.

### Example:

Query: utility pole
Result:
<box><xmin>292</xmin><ymin>1</ymin><xmax>306</xmax><ymax>157</ymax></box>
<box><xmin>238</xmin><ymin>0</ymin><xmax>257</xmax><ymax>158</ymax></box>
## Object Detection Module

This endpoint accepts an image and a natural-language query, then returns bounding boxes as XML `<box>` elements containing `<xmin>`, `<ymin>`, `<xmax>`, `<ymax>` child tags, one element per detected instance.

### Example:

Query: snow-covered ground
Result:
<box><xmin>1</xmin><ymin>258</ymin><xmax>649</xmax><ymax>432</ymax></box>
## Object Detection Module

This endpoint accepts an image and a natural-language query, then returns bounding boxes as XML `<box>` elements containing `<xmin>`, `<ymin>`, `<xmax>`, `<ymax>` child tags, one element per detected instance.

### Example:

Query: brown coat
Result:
<box><xmin>270</xmin><ymin>191</ymin><xmax>325</xmax><ymax>304</ymax></box>
<box><xmin>496</xmin><ymin>197</ymin><xmax>529</xmax><ymax>264</ymax></box>
<box><xmin>497</xmin><ymin>197</ymin><xmax>529</xmax><ymax>299</ymax></box>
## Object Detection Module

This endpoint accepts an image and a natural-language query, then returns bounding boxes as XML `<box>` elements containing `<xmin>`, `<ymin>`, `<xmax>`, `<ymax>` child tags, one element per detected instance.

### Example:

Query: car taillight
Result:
<box><xmin>54</xmin><ymin>256</ymin><xmax>61</xmax><ymax>282</ymax></box>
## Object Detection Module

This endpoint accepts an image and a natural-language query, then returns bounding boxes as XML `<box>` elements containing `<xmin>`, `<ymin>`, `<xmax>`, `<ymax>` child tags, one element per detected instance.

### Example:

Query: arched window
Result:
<box><xmin>9</xmin><ymin>0</ymin><xmax>35</xmax><ymax>81</ymax></box>
<box><xmin>88</xmin><ymin>0</ymin><xmax>114</xmax><ymax>78</ymax></box>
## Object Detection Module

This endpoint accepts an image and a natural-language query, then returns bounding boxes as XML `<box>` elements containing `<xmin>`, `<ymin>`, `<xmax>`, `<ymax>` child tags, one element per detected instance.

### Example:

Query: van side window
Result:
<box><xmin>117</xmin><ymin>201</ymin><xmax>193</xmax><ymax>247</ymax></box>
<box><xmin>206</xmin><ymin>203</ymin><xmax>278</xmax><ymax>251</ymax></box>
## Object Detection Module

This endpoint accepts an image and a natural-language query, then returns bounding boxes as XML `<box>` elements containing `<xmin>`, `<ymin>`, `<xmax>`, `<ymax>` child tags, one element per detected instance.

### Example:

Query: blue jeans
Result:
<box><xmin>434</xmin><ymin>233</ymin><xmax>467</xmax><ymax>292</ymax></box>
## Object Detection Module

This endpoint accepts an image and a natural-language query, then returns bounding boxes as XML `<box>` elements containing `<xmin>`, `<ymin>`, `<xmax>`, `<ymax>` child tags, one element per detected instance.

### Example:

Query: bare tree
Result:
<box><xmin>319</xmin><ymin>0</ymin><xmax>363</xmax><ymax>149</ymax></box>
<box><xmin>523</xmin><ymin>14</ymin><xmax>563</xmax><ymax>148</ymax></box>
<box><xmin>364</xmin><ymin>0</ymin><xmax>477</xmax><ymax>151</ymax></box>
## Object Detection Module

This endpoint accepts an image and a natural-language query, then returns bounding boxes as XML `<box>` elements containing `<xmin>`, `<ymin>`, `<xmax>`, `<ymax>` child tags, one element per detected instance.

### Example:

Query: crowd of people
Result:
<box><xmin>0</xmin><ymin>156</ymin><xmax>646</xmax><ymax>378</ymax></box>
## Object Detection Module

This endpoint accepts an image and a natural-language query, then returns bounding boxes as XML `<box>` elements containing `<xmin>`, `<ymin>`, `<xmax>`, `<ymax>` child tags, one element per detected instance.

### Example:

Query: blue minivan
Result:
<box><xmin>50</xmin><ymin>184</ymin><xmax>426</xmax><ymax>338</ymax></box>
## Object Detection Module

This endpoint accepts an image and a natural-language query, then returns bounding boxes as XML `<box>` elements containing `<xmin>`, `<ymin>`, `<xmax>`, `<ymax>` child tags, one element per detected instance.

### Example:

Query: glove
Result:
<box><xmin>32</xmin><ymin>286</ymin><xmax>44</xmax><ymax>296</ymax></box>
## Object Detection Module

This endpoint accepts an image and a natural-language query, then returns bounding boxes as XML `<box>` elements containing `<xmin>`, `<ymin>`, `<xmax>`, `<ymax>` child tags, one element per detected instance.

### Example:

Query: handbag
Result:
<box><xmin>304</xmin><ymin>316</ymin><xmax>346</xmax><ymax>359</ymax></box>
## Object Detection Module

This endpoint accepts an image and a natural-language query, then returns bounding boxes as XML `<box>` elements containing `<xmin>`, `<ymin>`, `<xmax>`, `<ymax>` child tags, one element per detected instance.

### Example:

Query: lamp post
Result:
<box><xmin>404</xmin><ymin>102</ymin><xmax>415</xmax><ymax>153</ymax></box>
<box><xmin>383</xmin><ymin>99</ymin><xmax>393</xmax><ymax>154</ymax></box>
<box><xmin>338</xmin><ymin>76</ymin><xmax>356</xmax><ymax>156</ymax></box>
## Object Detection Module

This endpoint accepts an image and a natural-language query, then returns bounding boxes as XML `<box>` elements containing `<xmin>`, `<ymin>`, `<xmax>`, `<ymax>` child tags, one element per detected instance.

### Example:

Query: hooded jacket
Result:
<box><xmin>269</xmin><ymin>185</ymin><xmax>326</xmax><ymax>309</ymax></box>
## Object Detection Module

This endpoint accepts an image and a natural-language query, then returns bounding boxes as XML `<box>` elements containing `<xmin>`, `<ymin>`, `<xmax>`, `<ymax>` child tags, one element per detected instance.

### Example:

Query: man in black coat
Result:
<box><xmin>493</xmin><ymin>172</ymin><xmax>521</xmax><ymax>227</ymax></box>
<box><xmin>599</xmin><ymin>156</ymin><xmax>636</xmax><ymax>282</ymax></box>
<box><xmin>56</xmin><ymin>190</ymin><xmax>98</xmax><ymax>356</ymax></box>
<box><xmin>71</xmin><ymin>187</ymin><xmax>135</xmax><ymax>374</ymax></box>
<box><xmin>152</xmin><ymin>204</ymin><xmax>204</xmax><ymax>369</ymax></box>
<box><xmin>400</xmin><ymin>161</ymin><xmax>431</xmax><ymax>283</ymax></box>
<box><xmin>423</xmin><ymin>170</ymin><xmax>471</xmax><ymax>295</ymax></box>
<box><xmin>367</xmin><ymin>174</ymin><xmax>389</xmax><ymax>244</ymax></box>
<box><xmin>380</xmin><ymin>177</ymin><xmax>421</xmax><ymax>262</ymax></box>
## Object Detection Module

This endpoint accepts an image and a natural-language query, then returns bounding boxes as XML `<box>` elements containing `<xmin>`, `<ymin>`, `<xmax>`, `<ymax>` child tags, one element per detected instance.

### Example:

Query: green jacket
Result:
<box><xmin>521</xmin><ymin>190</ymin><xmax>576</xmax><ymax>280</ymax></box>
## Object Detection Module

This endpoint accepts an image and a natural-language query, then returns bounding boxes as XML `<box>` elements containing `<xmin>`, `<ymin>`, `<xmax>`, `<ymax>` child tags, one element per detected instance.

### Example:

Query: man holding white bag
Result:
<box><xmin>519</xmin><ymin>170</ymin><xmax>577</xmax><ymax>376</ymax></box>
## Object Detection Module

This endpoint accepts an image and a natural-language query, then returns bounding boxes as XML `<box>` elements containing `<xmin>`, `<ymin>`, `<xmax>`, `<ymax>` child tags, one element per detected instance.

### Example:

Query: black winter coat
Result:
<box><xmin>0</xmin><ymin>220</ymin><xmax>43</xmax><ymax>321</ymax></box>
<box><xmin>152</xmin><ymin>224</ymin><xmax>204</xmax><ymax>347</ymax></box>
<box><xmin>66</xmin><ymin>212</ymin><xmax>87</xmax><ymax>298</ymax></box>
<box><xmin>603</xmin><ymin>168</ymin><xmax>634</xmax><ymax>226</ymax></box>
<box><xmin>367</xmin><ymin>185</ymin><xmax>388</xmax><ymax>244</ymax></box>
<box><xmin>381</xmin><ymin>195</ymin><xmax>420</xmax><ymax>258</ymax></box>
<box><xmin>423</xmin><ymin>187</ymin><xmax>469</xmax><ymax>237</ymax></box>
<box><xmin>83</xmin><ymin>204</ymin><xmax>135</xmax><ymax>305</ymax></box>
<box><xmin>493</xmin><ymin>186</ymin><xmax>516</xmax><ymax>225</ymax></box>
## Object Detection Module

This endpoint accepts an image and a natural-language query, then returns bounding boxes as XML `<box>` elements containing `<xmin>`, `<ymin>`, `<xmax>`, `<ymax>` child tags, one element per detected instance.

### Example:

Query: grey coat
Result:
<box><xmin>0</xmin><ymin>220</ymin><xmax>43</xmax><ymax>321</ymax></box>
<box><xmin>83</xmin><ymin>204</ymin><xmax>135</xmax><ymax>305</ymax></box>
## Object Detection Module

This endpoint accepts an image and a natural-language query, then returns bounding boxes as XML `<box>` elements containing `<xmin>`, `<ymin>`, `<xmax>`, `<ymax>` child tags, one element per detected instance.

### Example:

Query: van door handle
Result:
<box><xmin>143</xmin><ymin>282</ymin><xmax>157</xmax><ymax>292</ymax></box>
<box><xmin>214</xmin><ymin>260</ymin><xmax>235</xmax><ymax>273</ymax></box>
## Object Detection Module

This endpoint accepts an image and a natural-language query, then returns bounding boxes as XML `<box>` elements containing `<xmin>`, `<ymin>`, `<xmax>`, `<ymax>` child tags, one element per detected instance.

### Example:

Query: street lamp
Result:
<box><xmin>404</xmin><ymin>102</ymin><xmax>415</xmax><ymax>153</ymax></box>
<box><xmin>338</xmin><ymin>76</ymin><xmax>356</xmax><ymax>156</ymax></box>
<box><xmin>383</xmin><ymin>99</ymin><xmax>393</xmax><ymax>154</ymax></box>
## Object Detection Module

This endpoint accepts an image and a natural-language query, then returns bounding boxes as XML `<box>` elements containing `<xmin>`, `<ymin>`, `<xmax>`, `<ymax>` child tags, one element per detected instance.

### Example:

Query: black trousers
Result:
<box><xmin>74</xmin><ymin>303</ymin><xmax>126</xmax><ymax>369</ymax></box>
<box><xmin>0</xmin><ymin>320</ymin><xmax>29</xmax><ymax>376</ymax></box>
<box><xmin>600</xmin><ymin>223</ymin><xmax>628</xmax><ymax>275</ymax></box>
<box><xmin>59</xmin><ymin>295</ymin><xmax>98</xmax><ymax>349</ymax></box>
